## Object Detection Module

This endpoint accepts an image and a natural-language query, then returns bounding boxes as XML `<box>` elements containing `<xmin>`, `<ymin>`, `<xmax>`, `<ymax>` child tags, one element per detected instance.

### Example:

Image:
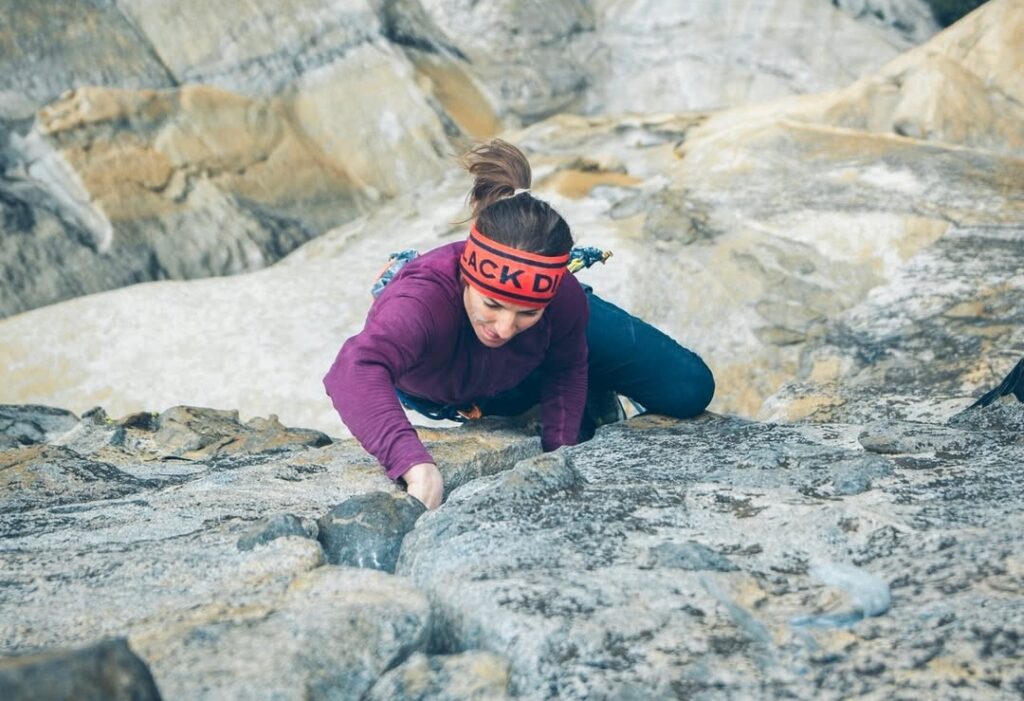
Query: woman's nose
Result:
<box><xmin>494</xmin><ymin>312</ymin><xmax>517</xmax><ymax>338</ymax></box>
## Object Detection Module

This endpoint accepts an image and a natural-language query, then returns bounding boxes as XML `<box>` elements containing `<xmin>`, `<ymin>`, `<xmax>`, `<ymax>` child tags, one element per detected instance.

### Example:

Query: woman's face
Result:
<box><xmin>463</xmin><ymin>285</ymin><xmax>545</xmax><ymax>348</ymax></box>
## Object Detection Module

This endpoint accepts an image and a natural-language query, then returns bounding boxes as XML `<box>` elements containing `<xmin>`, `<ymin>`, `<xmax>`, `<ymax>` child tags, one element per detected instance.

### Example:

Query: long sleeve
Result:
<box><xmin>323</xmin><ymin>293</ymin><xmax>439</xmax><ymax>480</ymax></box>
<box><xmin>538</xmin><ymin>278</ymin><xmax>589</xmax><ymax>451</ymax></box>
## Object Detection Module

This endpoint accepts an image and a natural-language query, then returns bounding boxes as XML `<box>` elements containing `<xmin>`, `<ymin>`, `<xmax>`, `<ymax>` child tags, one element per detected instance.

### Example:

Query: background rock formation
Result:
<box><xmin>2</xmin><ymin>0</ymin><xmax>943</xmax><ymax>319</ymax></box>
<box><xmin>2</xmin><ymin>0</ymin><xmax>1022</xmax><ymax>698</ymax></box>
<box><xmin>1</xmin><ymin>0</ymin><xmax>1017</xmax><ymax>429</ymax></box>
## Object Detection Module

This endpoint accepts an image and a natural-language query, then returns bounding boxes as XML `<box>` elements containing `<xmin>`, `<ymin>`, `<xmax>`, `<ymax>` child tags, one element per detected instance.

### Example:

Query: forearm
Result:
<box><xmin>324</xmin><ymin>347</ymin><xmax>433</xmax><ymax>479</ymax></box>
<box><xmin>539</xmin><ymin>362</ymin><xmax>587</xmax><ymax>451</ymax></box>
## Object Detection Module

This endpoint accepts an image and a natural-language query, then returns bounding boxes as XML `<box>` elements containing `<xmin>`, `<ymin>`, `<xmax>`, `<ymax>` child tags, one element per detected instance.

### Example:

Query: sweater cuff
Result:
<box><xmin>386</xmin><ymin>450</ymin><xmax>435</xmax><ymax>481</ymax></box>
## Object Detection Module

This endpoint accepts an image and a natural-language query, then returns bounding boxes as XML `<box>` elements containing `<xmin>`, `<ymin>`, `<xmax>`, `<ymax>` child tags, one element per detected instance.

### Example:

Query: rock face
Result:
<box><xmin>396</xmin><ymin>413</ymin><xmax>1024</xmax><ymax>698</ymax></box>
<box><xmin>318</xmin><ymin>491</ymin><xmax>426</xmax><ymax>571</ymax></box>
<box><xmin>0</xmin><ymin>405</ymin><xmax>540</xmax><ymax>698</ymax></box>
<box><xmin>415</xmin><ymin>0</ymin><xmax>934</xmax><ymax>123</ymax></box>
<box><xmin>835</xmin><ymin>0</ymin><xmax>941</xmax><ymax>42</ymax></box>
<box><xmin>761</xmin><ymin>225</ymin><xmax>1024</xmax><ymax>424</ymax></box>
<box><xmin>0</xmin><ymin>405</ymin><xmax>78</xmax><ymax>448</ymax></box>
<box><xmin>580</xmin><ymin>0</ymin><xmax>930</xmax><ymax>117</ymax></box>
<box><xmin>365</xmin><ymin>651</ymin><xmax>513</xmax><ymax>701</ymax></box>
<box><xmin>0</xmin><ymin>1</ymin><xmax>175</xmax><ymax>121</ymax></box>
<box><xmin>4</xmin><ymin>0</ymin><xmax>1018</xmax><ymax>429</ymax></box>
<box><xmin>2</xmin><ymin>3</ymin><xmax>1023</xmax><ymax>696</ymax></box>
<box><xmin>135</xmin><ymin>567</ymin><xmax>431</xmax><ymax>700</ymax></box>
<box><xmin>0</xmin><ymin>638</ymin><xmax>162</xmax><ymax>701</ymax></box>
<box><xmin>3</xmin><ymin>393</ymin><xmax>1021</xmax><ymax>697</ymax></box>
<box><xmin>1</xmin><ymin>0</ymin><xmax>934</xmax><ymax>319</ymax></box>
<box><xmin>0</xmin><ymin>0</ymin><xmax>473</xmax><ymax>319</ymax></box>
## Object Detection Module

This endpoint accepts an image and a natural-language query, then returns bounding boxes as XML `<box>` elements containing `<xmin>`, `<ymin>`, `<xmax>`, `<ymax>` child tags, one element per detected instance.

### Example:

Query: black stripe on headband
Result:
<box><xmin>468</xmin><ymin>232</ymin><xmax>569</xmax><ymax>270</ymax></box>
<box><xmin>459</xmin><ymin>266</ymin><xmax>555</xmax><ymax>305</ymax></box>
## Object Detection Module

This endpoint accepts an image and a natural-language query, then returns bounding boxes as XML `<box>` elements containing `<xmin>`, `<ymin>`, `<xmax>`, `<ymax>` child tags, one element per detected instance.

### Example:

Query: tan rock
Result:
<box><xmin>33</xmin><ymin>84</ymin><xmax>368</xmax><ymax>225</ymax></box>
<box><xmin>2</xmin><ymin>0</ymin><xmax>1021</xmax><ymax>423</ymax></box>
<box><xmin>132</xmin><ymin>567</ymin><xmax>430</xmax><ymax>701</ymax></box>
<box><xmin>682</xmin><ymin>0</ymin><xmax>1024</xmax><ymax>156</ymax></box>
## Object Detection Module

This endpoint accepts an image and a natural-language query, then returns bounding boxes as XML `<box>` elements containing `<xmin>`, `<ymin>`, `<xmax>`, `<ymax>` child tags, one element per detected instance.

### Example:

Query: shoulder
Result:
<box><xmin>370</xmin><ymin>242</ymin><xmax>466</xmax><ymax>334</ymax></box>
<box><xmin>545</xmin><ymin>272</ymin><xmax>588</xmax><ymax>325</ymax></box>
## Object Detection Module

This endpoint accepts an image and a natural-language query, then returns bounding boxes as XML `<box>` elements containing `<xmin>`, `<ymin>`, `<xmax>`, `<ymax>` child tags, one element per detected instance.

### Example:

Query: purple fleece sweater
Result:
<box><xmin>323</xmin><ymin>241</ymin><xmax>589</xmax><ymax>480</ymax></box>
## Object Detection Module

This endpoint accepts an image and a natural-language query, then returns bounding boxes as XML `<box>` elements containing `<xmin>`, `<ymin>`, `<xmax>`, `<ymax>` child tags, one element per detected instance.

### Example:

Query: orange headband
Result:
<box><xmin>460</xmin><ymin>225</ymin><xmax>570</xmax><ymax>309</ymax></box>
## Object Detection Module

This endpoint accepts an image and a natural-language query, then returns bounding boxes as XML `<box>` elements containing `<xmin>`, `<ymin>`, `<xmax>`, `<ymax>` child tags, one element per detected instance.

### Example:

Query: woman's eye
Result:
<box><xmin>485</xmin><ymin>301</ymin><xmax>501</xmax><ymax>309</ymax></box>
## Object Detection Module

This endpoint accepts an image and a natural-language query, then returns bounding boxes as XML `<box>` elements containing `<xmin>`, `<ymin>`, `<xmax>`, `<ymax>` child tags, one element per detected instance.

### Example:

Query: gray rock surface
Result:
<box><xmin>134</xmin><ymin>567</ymin><xmax>431</xmax><ymax>700</ymax></box>
<box><xmin>366</xmin><ymin>651</ymin><xmax>512</xmax><ymax>701</ymax></box>
<box><xmin>763</xmin><ymin>225</ymin><xmax>1024</xmax><ymax>424</ymax></box>
<box><xmin>0</xmin><ymin>638</ymin><xmax>162</xmax><ymax>701</ymax></box>
<box><xmin>318</xmin><ymin>491</ymin><xmax>426</xmax><ymax>571</ymax></box>
<box><xmin>2</xmin><ymin>390</ymin><xmax>1022</xmax><ymax>698</ymax></box>
<box><xmin>0</xmin><ymin>405</ymin><xmax>78</xmax><ymax>448</ymax></box>
<box><xmin>0</xmin><ymin>405</ymin><xmax>541</xmax><ymax>697</ymax></box>
<box><xmin>237</xmin><ymin>513</ymin><xmax>316</xmax><ymax>551</ymax></box>
<box><xmin>0</xmin><ymin>0</ymin><xmax>938</xmax><ymax>319</ymax></box>
<box><xmin>0</xmin><ymin>1</ymin><xmax>175</xmax><ymax>120</ymax></box>
<box><xmin>1</xmin><ymin>3</ymin><xmax>1022</xmax><ymax>699</ymax></box>
<box><xmin>834</xmin><ymin>0</ymin><xmax>940</xmax><ymax>42</ymax></box>
<box><xmin>0</xmin><ymin>0</ymin><xmax>456</xmax><ymax>319</ymax></box>
<box><xmin>6</xmin><ymin>0</ymin><xmax>1017</xmax><ymax>429</ymax></box>
<box><xmin>398</xmin><ymin>414</ymin><xmax>1024</xmax><ymax>698</ymax></box>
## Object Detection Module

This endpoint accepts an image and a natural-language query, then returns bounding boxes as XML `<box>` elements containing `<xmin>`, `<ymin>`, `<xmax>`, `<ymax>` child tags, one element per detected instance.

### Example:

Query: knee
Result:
<box><xmin>646</xmin><ymin>359</ymin><xmax>715</xmax><ymax>419</ymax></box>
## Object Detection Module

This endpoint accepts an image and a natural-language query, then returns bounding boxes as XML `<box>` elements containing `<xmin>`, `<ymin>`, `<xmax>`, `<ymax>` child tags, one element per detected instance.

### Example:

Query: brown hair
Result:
<box><xmin>459</xmin><ymin>139</ymin><xmax>573</xmax><ymax>257</ymax></box>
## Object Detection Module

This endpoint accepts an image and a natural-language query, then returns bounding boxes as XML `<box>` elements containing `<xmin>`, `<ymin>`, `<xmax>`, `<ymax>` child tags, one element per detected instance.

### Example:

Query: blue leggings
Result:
<box><xmin>475</xmin><ymin>288</ymin><xmax>715</xmax><ymax>437</ymax></box>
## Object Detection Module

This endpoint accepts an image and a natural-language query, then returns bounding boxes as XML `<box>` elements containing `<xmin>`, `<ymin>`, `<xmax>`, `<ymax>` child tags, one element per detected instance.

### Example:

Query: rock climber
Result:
<box><xmin>324</xmin><ymin>139</ymin><xmax>714</xmax><ymax>509</ymax></box>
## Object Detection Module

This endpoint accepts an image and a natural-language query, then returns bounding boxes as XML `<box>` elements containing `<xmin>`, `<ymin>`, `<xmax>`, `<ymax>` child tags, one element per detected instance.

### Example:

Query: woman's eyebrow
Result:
<box><xmin>486</xmin><ymin>296</ymin><xmax>537</xmax><ymax>313</ymax></box>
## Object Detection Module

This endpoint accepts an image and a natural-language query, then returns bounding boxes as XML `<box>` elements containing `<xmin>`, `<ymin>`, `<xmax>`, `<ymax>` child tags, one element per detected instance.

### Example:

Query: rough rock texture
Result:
<box><xmin>1</xmin><ymin>0</ymin><xmax>937</xmax><ymax>319</ymax></box>
<box><xmin>2</xmin><ymin>2</ymin><xmax>1022</xmax><ymax>699</ymax></box>
<box><xmin>581</xmin><ymin>0</ymin><xmax>928</xmax><ymax>117</ymax></box>
<box><xmin>0</xmin><ymin>1</ymin><xmax>175</xmax><ymax>121</ymax></box>
<box><xmin>236</xmin><ymin>513</ymin><xmax>316</xmax><ymax>551</ymax></box>
<box><xmin>834</xmin><ymin>0</ymin><xmax>941</xmax><ymax>42</ymax></box>
<box><xmin>366</xmin><ymin>651</ymin><xmax>513</xmax><ymax>701</ymax></box>
<box><xmin>134</xmin><ymin>567</ymin><xmax>431</xmax><ymax>700</ymax></box>
<box><xmin>675</xmin><ymin>0</ymin><xmax>1024</xmax><ymax>160</ymax></box>
<box><xmin>3</xmin><ymin>1</ymin><xmax>1018</xmax><ymax>428</ymax></box>
<box><xmin>0</xmin><ymin>405</ymin><xmax>78</xmax><ymax>448</ymax></box>
<box><xmin>4</xmin><ymin>391</ymin><xmax>1021</xmax><ymax>699</ymax></box>
<box><xmin>761</xmin><ymin>225</ymin><xmax>1024</xmax><ymax>423</ymax></box>
<box><xmin>0</xmin><ymin>405</ymin><xmax>541</xmax><ymax>697</ymax></box>
<box><xmin>398</xmin><ymin>413</ymin><xmax>1024</xmax><ymax>698</ymax></box>
<box><xmin>0</xmin><ymin>70</ymin><xmax>451</xmax><ymax>318</ymax></box>
<box><xmin>415</xmin><ymin>0</ymin><xmax>926</xmax><ymax>123</ymax></box>
<box><xmin>0</xmin><ymin>638</ymin><xmax>162</xmax><ymax>701</ymax></box>
<box><xmin>318</xmin><ymin>491</ymin><xmax>427</xmax><ymax>571</ymax></box>
<box><xmin>0</xmin><ymin>0</ymin><xmax>470</xmax><ymax>319</ymax></box>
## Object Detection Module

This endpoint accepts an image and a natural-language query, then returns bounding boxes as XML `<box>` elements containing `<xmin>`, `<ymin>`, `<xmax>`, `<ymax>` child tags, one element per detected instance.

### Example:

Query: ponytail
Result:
<box><xmin>459</xmin><ymin>139</ymin><xmax>532</xmax><ymax>219</ymax></box>
<box><xmin>459</xmin><ymin>139</ymin><xmax>573</xmax><ymax>257</ymax></box>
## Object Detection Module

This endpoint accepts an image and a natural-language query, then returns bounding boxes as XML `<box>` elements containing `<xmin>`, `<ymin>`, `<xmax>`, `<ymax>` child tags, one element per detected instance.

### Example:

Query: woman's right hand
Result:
<box><xmin>403</xmin><ymin>463</ymin><xmax>444</xmax><ymax>509</ymax></box>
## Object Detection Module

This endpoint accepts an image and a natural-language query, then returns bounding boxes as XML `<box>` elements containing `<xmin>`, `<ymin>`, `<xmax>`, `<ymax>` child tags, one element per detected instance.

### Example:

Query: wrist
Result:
<box><xmin>402</xmin><ymin>462</ymin><xmax>437</xmax><ymax>483</ymax></box>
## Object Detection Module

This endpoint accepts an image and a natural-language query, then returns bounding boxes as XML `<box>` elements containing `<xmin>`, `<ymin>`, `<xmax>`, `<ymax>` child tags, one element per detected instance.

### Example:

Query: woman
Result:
<box><xmin>324</xmin><ymin>140</ymin><xmax>714</xmax><ymax>509</ymax></box>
